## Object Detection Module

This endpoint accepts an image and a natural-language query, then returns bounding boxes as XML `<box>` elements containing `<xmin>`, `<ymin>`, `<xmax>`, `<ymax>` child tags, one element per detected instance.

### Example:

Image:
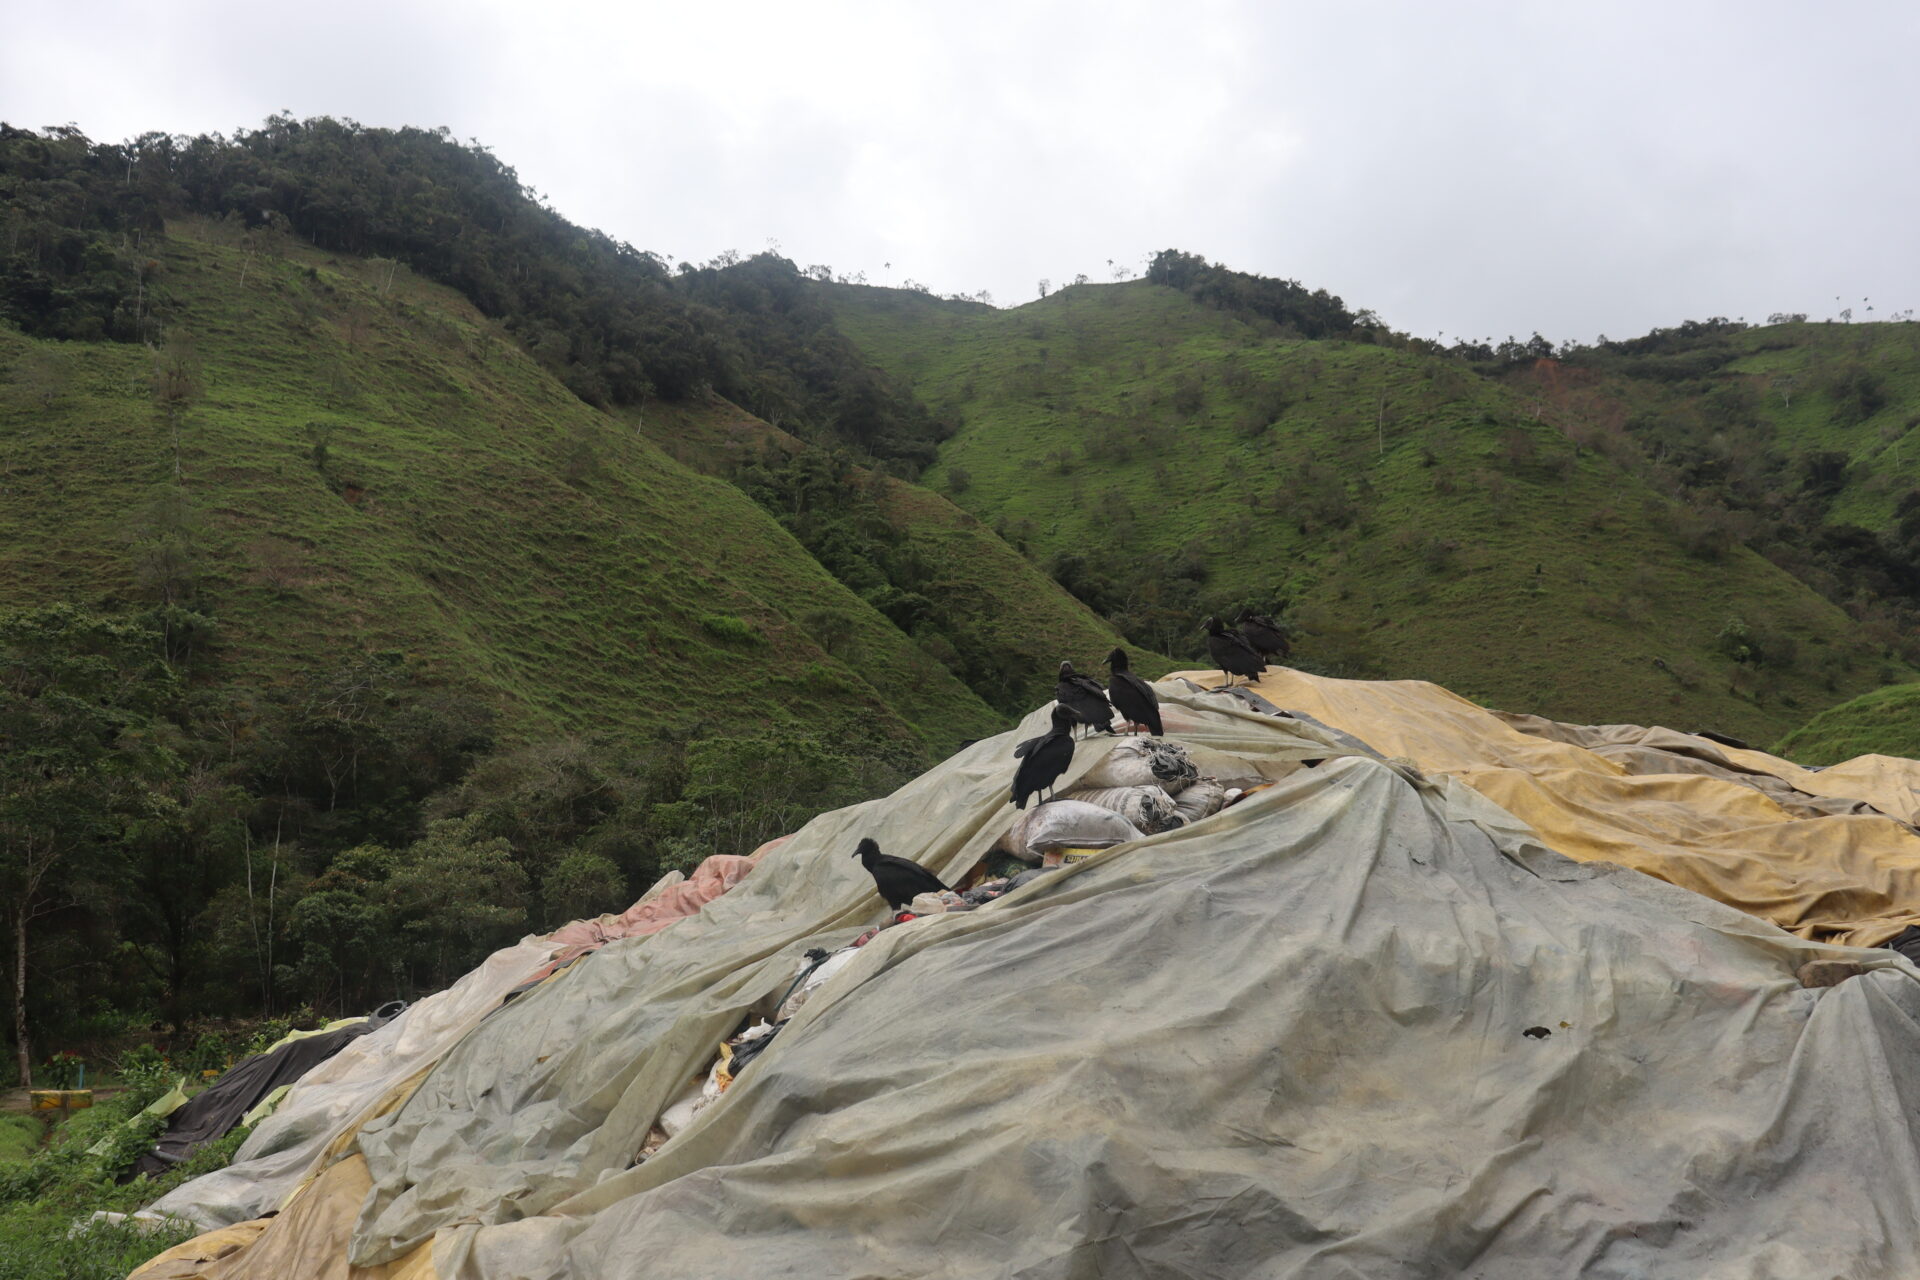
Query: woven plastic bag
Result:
<box><xmin>1079</xmin><ymin>738</ymin><xmax>1200</xmax><ymax>794</ymax></box>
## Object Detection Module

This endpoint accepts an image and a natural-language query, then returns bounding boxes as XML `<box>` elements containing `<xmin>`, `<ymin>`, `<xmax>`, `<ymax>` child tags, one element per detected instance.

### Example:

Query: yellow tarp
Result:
<box><xmin>1171</xmin><ymin>668</ymin><xmax>1920</xmax><ymax>946</ymax></box>
<box><xmin>129</xmin><ymin>1157</ymin><xmax>430</xmax><ymax>1280</ymax></box>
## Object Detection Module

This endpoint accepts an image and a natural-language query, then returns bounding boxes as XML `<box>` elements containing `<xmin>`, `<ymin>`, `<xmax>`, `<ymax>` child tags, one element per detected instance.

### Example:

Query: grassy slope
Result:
<box><xmin>0</xmin><ymin>223</ymin><xmax>1005</xmax><ymax>761</ymax></box>
<box><xmin>828</xmin><ymin>282</ymin><xmax>1908</xmax><ymax>742</ymax></box>
<box><xmin>642</xmin><ymin>396</ymin><xmax>1160</xmax><ymax>699</ymax></box>
<box><xmin>1702</xmin><ymin>321</ymin><xmax>1920</xmax><ymax>529</ymax></box>
<box><xmin>0</xmin><ymin>1115</ymin><xmax>35</xmax><ymax>1164</ymax></box>
<box><xmin>1773</xmin><ymin>681</ymin><xmax>1920</xmax><ymax>765</ymax></box>
<box><xmin>1537</xmin><ymin>320</ymin><xmax>1920</xmax><ymax>531</ymax></box>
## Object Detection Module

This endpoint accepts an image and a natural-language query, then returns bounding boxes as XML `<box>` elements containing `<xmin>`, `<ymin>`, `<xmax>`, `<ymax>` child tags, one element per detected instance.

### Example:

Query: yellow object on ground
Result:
<box><xmin>28</xmin><ymin>1089</ymin><xmax>90</xmax><ymax>1110</ymax></box>
<box><xmin>1170</xmin><ymin>668</ymin><xmax>1920</xmax><ymax>945</ymax></box>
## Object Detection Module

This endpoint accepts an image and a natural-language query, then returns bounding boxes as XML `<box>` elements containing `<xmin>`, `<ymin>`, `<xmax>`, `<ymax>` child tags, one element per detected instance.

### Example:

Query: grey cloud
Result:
<box><xmin>2</xmin><ymin>0</ymin><xmax>1915</xmax><ymax>340</ymax></box>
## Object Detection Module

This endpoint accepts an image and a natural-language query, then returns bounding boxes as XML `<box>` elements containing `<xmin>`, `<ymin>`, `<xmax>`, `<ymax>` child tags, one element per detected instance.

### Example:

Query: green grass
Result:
<box><xmin>0</xmin><ymin>222</ymin><xmax>1015</xmax><ymax>765</ymax></box>
<box><xmin>1773</xmin><ymin>681</ymin><xmax>1920</xmax><ymax>765</ymax></box>
<box><xmin>1707</xmin><ymin>321</ymin><xmax>1920</xmax><ymax>530</ymax></box>
<box><xmin>825</xmin><ymin>281</ymin><xmax>1912</xmax><ymax>741</ymax></box>
<box><xmin>637</xmin><ymin>396</ymin><xmax>1160</xmax><ymax>704</ymax></box>
<box><xmin>1560</xmin><ymin>320</ymin><xmax>1920</xmax><ymax>531</ymax></box>
<box><xmin>0</xmin><ymin>1082</ymin><xmax>245</xmax><ymax>1280</ymax></box>
<box><xmin>0</xmin><ymin>1119</ymin><xmax>35</xmax><ymax>1166</ymax></box>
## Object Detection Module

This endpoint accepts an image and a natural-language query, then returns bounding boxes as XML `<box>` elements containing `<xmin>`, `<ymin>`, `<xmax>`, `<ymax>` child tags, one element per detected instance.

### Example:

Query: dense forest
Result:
<box><xmin>0</xmin><ymin>597</ymin><xmax>889</xmax><ymax>1090</ymax></box>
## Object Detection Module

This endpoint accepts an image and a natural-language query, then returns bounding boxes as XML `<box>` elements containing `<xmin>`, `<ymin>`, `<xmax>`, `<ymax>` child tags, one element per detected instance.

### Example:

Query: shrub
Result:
<box><xmin>1716</xmin><ymin>617</ymin><xmax>1759</xmax><ymax>664</ymax></box>
<box><xmin>698</xmin><ymin>614</ymin><xmax>758</xmax><ymax>644</ymax></box>
<box><xmin>1823</xmin><ymin>361</ymin><xmax>1887</xmax><ymax>426</ymax></box>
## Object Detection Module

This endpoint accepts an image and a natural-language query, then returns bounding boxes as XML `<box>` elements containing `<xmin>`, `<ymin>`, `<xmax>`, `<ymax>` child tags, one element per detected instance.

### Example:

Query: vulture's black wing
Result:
<box><xmin>1108</xmin><ymin>670</ymin><xmax>1163</xmax><ymax>736</ymax></box>
<box><xmin>1055</xmin><ymin>673</ymin><xmax>1112</xmax><ymax>730</ymax></box>
<box><xmin>1011</xmin><ymin>731</ymin><xmax>1074</xmax><ymax>809</ymax></box>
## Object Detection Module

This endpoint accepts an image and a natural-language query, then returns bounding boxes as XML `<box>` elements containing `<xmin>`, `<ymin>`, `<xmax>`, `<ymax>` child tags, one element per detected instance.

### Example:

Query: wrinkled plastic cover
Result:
<box><xmin>322</xmin><ymin>686</ymin><xmax>1920</xmax><ymax>1279</ymax></box>
<box><xmin>143</xmin><ymin>935</ymin><xmax>557</xmax><ymax>1230</ymax></box>
<box><xmin>1179</xmin><ymin>668</ymin><xmax>1920</xmax><ymax>946</ymax></box>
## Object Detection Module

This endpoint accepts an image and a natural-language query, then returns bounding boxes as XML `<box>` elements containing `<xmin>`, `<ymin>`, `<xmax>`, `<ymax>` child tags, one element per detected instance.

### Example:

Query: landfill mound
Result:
<box><xmin>131</xmin><ymin>674</ymin><xmax>1920</xmax><ymax>1278</ymax></box>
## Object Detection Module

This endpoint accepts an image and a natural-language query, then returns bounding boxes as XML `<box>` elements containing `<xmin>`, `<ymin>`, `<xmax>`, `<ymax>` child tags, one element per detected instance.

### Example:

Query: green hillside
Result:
<box><xmin>1521</xmin><ymin>321</ymin><xmax>1920</xmax><ymax>626</ymax></box>
<box><xmin>827</xmin><ymin>280</ymin><xmax>1912</xmax><ymax>742</ymax></box>
<box><xmin>639</xmin><ymin>397</ymin><xmax>1154</xmax><ymax>708</ymax></box>
<box><xmin>1773</xmin><ymin>681</ymin><xmax>1920</xmax><ymax>765</ymax></box>
<box><xmin>1555</xmin><ymin>319</ymin><xmax>1920</xmax><ymax>527</ymax></box>
<box><xmin>1720</xmin><ymin>322</ymin><xmax>1920</xmax><ymax>530</ymax></box>
<box><xmin>0</xmin><ymin>222</ymin><xmax>1004</xmax><ymax>762</ymax></box>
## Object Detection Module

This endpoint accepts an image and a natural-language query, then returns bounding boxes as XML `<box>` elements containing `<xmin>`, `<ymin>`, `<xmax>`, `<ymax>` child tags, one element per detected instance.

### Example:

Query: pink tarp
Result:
<box><xmin>522</xmin><ymin>852</ymin><xmax>766</xmax><ymax>984</ymax></box>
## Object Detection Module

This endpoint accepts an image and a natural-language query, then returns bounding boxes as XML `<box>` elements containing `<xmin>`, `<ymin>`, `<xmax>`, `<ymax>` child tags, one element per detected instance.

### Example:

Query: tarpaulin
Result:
<box><xmin>142</xmin><ymin>847</ymin><xmax>771</xmax><ymax>1234</ymax></box>
<box><xmin>516</xmin><ymin>853</ymin><xmax>762</xmax><ymax>986</ymax></box>
<box><xmin>143</xmin><ymin>684</ymin><xmax>1920</xmax><ymax>1278</ymax></box>
<box><xmin>1172</xmin><ymin>667</ymin><xmax>1920</xmax><ymax>946</ymax></box>
<box><xmin>140</xmin><ymin>936</ymin><xmax>557</xmax><ymax>1230</ymax></box>
<box><xmin>130</xmin><ymin>1023</ymin><xmax>379</xmax><ymax>1180</ymax></box>
<box><xmin>131</xmin><ymin>1156</ymin><xmax>433</xmax><ymax>1280</ymax></box>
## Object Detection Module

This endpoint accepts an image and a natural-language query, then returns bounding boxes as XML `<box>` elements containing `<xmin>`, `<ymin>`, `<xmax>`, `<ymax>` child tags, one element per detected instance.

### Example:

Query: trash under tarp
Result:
<box><xmin>138</xmin><ymin>682</ymin><xmax>1920</xmax><ymax>1279</ymax></box>
<box><xmin>139</xmin><ymin>935</ymin><xmax>558</xmax><ymax>1231</ymax></box>
<box><xmin>130</xmin><ymin>1019</ymin><xmax>389</xmax><ymax>1180</ymax></box>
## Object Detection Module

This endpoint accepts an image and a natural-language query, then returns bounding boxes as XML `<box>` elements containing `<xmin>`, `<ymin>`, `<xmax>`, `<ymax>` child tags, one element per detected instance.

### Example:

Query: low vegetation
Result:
<box><xmin>1772</xmin><ymin>681</ymin><xmax>1920</xmax><ymax>766</ymax></box>
<box><xmin>825</xmin><ymin>278</ymin><xmax>1911</xmax><ymax>739</ymax></box>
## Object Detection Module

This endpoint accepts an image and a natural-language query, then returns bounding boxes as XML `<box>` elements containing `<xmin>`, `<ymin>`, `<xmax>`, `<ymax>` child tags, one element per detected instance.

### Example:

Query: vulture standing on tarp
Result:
<box><xmin>853</xmin><ymin>838</ymin><xmax>948</xmax><ymax>909</ymax></box>
<box><xmin>1011</xmin><ymin>705</ymin><xmax>1078</xmax><ymax>809</ymax></box>
<box><xmin>1054</xmin><ymin>661</ymin><xmax>1113</xmax><ymax>737</ymax></box>
<box><xmin>1105</xmin><ymin>648</ymin><xmax>1162</xmax><ymax>736</ymax></box>
<box><xmin>1235</xmin><ymin>610</ymin><xmax>1292</xmax><ymax>662</ymax></box>
<box><xmin>1203</xmin><ymin>615</ymin><xmax>1267</xmax><ymax>688</ymax></box>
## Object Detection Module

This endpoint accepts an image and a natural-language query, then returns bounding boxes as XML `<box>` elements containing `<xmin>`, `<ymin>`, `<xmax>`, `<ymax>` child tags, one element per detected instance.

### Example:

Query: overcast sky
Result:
<box><xmin>5</xmin><ymin>0</ymin><xmax>1916</xmax><ymax>343</ymax></box>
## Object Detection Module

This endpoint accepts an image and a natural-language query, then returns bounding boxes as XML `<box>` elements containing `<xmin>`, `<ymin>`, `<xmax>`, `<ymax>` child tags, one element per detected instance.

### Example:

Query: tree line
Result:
<box><xmin>0</xmin><ymin>600</ymin><xmax>886</xmax><ymax>1088</ymax></box>
<box><xmin>0</xmin><ymin>118</ymin><xmax>941</xmax><ymax>468</ymax></box>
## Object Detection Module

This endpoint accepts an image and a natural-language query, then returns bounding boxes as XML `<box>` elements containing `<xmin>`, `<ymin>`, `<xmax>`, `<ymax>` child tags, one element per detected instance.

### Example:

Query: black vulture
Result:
<box><xmin>1055</xmin><ymin>660</ymin><xmax>1113</xmax><ymax>737</ymax></box>
<box><xmin>1234</xmin><ymin>609</ymin><xmax>1292</xmax><ymax>662</ymax></box>
<box><xmin>1011</xmin><ymin>705</ymin><xmax>1078</xmax><ymax>809</ymax></box>
<box><xmin>1105</xmin><ymin>648</ymin><xmax>1162</xmax><ymax>736</ymax></box>
<box><xmin>852</xmin><ymin>837</ymin><xmax>948</xmax><ymax>909</ymax></box>
<box><xmin>1202</xmin><ymin>615</ymin><xmax>1266</xmax><ymax>688</ymax></box>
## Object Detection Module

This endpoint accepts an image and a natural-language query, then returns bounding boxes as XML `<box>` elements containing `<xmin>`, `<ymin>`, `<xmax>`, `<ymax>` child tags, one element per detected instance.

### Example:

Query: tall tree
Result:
<box><xmin>0</xmin><ymin>605</ymin><xmax>176</xmax><ymax>1086</ymax></box>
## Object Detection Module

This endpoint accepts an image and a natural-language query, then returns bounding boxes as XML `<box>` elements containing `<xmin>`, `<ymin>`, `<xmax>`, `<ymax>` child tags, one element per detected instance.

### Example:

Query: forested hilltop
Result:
<box><xmin>4</xmin><ymin>113</ymin><xmax>1920</xmax><ymax>1112</ymax></box>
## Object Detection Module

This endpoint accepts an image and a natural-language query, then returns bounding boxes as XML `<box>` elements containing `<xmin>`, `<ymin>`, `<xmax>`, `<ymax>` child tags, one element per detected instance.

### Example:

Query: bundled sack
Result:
<box><xmin>1080</xmin><ymin>738</ymin><xmax>1200</xmax><ymax>794</ymax></box>
<box><xmin>775</xmin><ymin>947</ymin><xmax>862</xmax><ymax>1023</ymax></box>
<box><xmin>998</xmin><ymin>800</ymin><xmax>1145</xmax><ymax>863</ymax></box>
<box><xmin>1062</xmin><ymin>783</ymin><xmax>1183</xmax><ymax>833</ymax></box>
<box><xmin>1172</xmin><ymin>778</ymin><xmax>1228</xmax><ymax>825</ymax></box>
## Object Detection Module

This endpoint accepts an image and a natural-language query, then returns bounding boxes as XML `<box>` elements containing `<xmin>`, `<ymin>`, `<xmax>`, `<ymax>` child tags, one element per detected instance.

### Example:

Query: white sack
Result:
<box><xmin>1078</xmin><ymin>737</ymin><xmax>1200</xmax><ymax>794</ymax></box>
<box><xmin>997</xmin><ymin>800</ymin><xmax>1145</xmax><ymax>863</ymax></box>
<box><xmin>1061</xmin><ymin>783</ymin><xmax>1182</xmax><ymax>833</ymax></box>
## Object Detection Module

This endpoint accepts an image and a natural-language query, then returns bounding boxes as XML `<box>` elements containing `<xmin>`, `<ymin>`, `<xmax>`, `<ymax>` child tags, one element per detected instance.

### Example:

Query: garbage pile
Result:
<box><xmin>128</xmin><ymin>676</ymin><xmax>1920</xmax><ymax>1279</ymax></box>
